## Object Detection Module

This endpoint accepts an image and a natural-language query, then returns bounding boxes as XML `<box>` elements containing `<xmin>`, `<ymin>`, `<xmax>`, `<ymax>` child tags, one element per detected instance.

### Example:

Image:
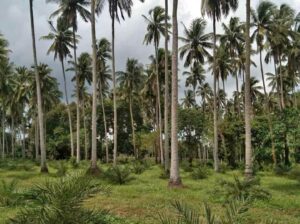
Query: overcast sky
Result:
<box><xmin>0</xmin><ymin>0</ymin><xmax>299</xmax><ymax>103</ymax></box>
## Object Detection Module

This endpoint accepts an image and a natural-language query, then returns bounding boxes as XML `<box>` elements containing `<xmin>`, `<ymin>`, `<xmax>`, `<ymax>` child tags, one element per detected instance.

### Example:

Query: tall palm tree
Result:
<box><xmin>117</xmin><ymin>58</ymin><xmax>144</xmax><ymax>158</ymax></box>
<box><xmin>164</xmin><ymin>0</ymin><xmax>170</xmax><ymax>172</ymax></box>
<box><xmin>179</xmin><ymin>18</ymin><xmax>212</xmax><ymax>67</ymax></box>
<box><xmin>169</xmin><ymin>0</ymin><xmax>182</xmax><ymax>187</ymax></box>
<box><xmin>29</xmin><ymin>0</ymin><xmax>48</xmax><ymax>172</ymax></box>
<box><xmin>96</xmin><ymin>38</ymin><xmax>112</xmax><ymax>163</ymax></box>
<box><xmin>48</xmin><ymin>0</ymin><xmax>91</xmax><ymax>164</ymax></box>
<box><xmin>143</xmin><ymin>6</ymin><xmax>169</xmax><ymax>165</ymax></box>
<box><xmin>183</xmin><ymin>63</ymin><xmax>205</xmax><ymax>102</ymax></box>
<box><xmin>245</xmin><ymin>0</ymin><xmax>252</xmax><ymax>178</ymax></box>
<box><xmin>197</xmin><ymin>82</ymin><xmax>213</xmax><ymax>113</ymax></box>
<box><xmin>41</xmin><ymin>18</ymin><xmax>76</xmax><ymax>158</ymax></box>
<box><xmin>201</xmin><ymin>0</ymin><xmax>238</xmax><ymax>172</ymax></box>
<box><xmin>108</xmin><ymin>0</ymin><xmax>144</xmax><ymax>166</ymax></box>
<box><xmin>181</xmin><ymin>90</ymin><xmax>196</xmax><ymax>108</ymax></box>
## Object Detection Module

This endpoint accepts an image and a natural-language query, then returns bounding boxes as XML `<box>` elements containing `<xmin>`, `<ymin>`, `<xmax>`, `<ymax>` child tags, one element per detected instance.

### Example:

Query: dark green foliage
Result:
<box><xmin>181</xmin><ymin>160</ymin><xmax>193</xmax><ymax>172</ymax></box>
<box><xmin>191</xmin><ymin>166</ymin><xmax>210</xmax><ymax>179</ymax></box>
<box><xmin>55</xmin><ymin>160</ymin><xmax>68</xmax><ymax>177</ymax></box>
<box><xmin>105</xmin><ymin>165</ymin><xmax>133</xmax><ymax>185</ymax></box>
<box><xmin>273</xmin><ymin>164</ymin><xmax>291</xmax><ymax>175</ymax></box>
<box><xmin>0</xmin><ymin>179</ymin><xmax>22</xmax><ymax>207</ymax></box>
<box><xmin>131</xmin><ymin>161</ymin><xmax>146</xmax><ymax>174</ymax></box>
<box><xmin>213</xmin><ymin>176</ymin><xmax>271</xmax><ymax>202</ymax></box>
<box><xmin>9</xmin><ymin>173</ymin><xmax>109</xmax><ymax>224</ymax></box>
<box><xmin>69</xmin><ymin>157</ymin><xmax>79</xmax><ymax>169</ymax></box>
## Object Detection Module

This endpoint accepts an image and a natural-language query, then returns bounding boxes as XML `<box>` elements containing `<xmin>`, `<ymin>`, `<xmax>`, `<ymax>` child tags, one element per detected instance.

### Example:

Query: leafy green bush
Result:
<box><xmin>55</xmin><ymin>160</ymin><xmax>68</xmax><ymax>177</ymax></box>
<box><xmin>273</xmin><ymin>164</ymin><xmax>291</xmax><ymax>175</ymax></box>
<box><xmin>191</xmin><ymin>166</ymin><xmax>210</xmax><ymax>179</ymax></box>
<box><xmin>218</xmin><ymin>163</ymin><xmax>228</xmax><ymax>174</ymax></box>
<box><xmin>287</xmin><ymin>166</ymin><xmax>300</xmax><ymax>182</ymax></box>
<box><xmin>69</xmin><ymin>157</ymin><xmax>79</xmax><ymax>169</ymax></box>
<box><xmin>10</xmin><ymin>173</ymin><xmax>109</xmax><ymax>224</ymax></box>
<box><xmin>105</xmin><ymin>165</ymin><xmax>133</xmax><ymax>185</ymax></box>
<box><xmin>131</xmin><ymin>161</ymin><xmax>146</xmax><ymax>174</ymax></box>
<box><xmin>0</xmin><ymin>179</ymin><xmax>22</xmax><ymax>207</ymax></box>
<box><xmin>213</xmin><ymin>176</ymin><xmax>271</xmax><ymax>202</ymax></box>
<box><xmin>181</xmin><ymin>160</ymin><xmax>193</xmax><ymax>172</ymax></box>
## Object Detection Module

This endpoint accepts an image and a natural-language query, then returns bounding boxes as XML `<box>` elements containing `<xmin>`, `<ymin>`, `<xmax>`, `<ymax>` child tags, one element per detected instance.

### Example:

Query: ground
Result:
<box><xmin>0</xmin><ymin>160</ymin><xmax>300</xmax><ymax>224</ymax></box>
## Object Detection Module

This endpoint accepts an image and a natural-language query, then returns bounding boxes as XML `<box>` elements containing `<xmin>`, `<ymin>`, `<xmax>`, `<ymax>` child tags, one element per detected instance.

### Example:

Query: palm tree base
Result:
<box><xmin>168</xmin><ymin>178</ymin><xmax>183</xmax><ymax>188</ymax></box>
<box><xmin>86</xmin><ymin>165</ymin><xmax>101</xmax><ymax>176</ymax></box>
<box><xmin>40</xmin><ymin>166</ymin><xmax>49</xmax><ymax>173</ymax></box>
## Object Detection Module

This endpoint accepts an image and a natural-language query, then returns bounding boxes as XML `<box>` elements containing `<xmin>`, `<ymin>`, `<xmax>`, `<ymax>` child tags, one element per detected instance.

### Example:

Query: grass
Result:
<box><xmin>0</xmin><ymin>159</ymin><xmax>300</xmax><ymax>223</ymax></box>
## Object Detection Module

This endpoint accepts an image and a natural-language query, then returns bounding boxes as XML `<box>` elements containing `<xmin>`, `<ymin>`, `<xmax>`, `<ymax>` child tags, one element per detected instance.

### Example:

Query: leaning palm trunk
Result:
<box><xmin>212</xmin><ymin>15</ymin><xmax>219</xmax><ymax>172</ymax></box>
<box><xmin>129</xmin><ymin>96</ymin><xmax>137</xmax><ymax>158</ymax></box>
<box><xmin>29</xmin><ymin>0</ymin><xmax>48</xmax><ymax>173</ymax></box>
<box><xmin>155</xmin><ymin>45</ymin><xmax>164</xmax><ymax>165</ymax></box>
<box><xmin>112</xmin><ymin>16</ymin><xmax>118</xmax><ymax>166</ymax></box>
<box><xmin>244</xmin><ymin>0</ymin><xmax>252</xmax><ymax>178</ymax></box>
<box><xmin>169</xmin><ymin>0</ymin><xmax>182</xmax><ymax>187</ymax></box>
<box><xmin>99</xmin><ymin>83</ymin><xmax>109</xmax><ymax>163</ymax></box>
<box><xmin>61</xmin><ymin>60</ymin><xmax>74</xmax><ymax>158</ymax></box>
<box><xmin>164</xmin><ymin>0</ymin><xmax>170</xmax><ymax>172</ymax></box>
<box><xmin>89</xmin><ymin>0</ymin><xmax>99</xmax><ymax>173</ymax></box>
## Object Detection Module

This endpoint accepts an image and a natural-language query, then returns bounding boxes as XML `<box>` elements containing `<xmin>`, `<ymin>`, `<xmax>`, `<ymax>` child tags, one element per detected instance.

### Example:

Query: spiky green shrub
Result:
<box><xmin>105</xmin><ymin>165</ymin><xmax>133</xmax><ymax>185</ymax></box>
<box><xmin>131</xmin><ymin>161</ymin><xmax>146</xmax><ymax>175</ymax></box>
<box><xmin>191</xmin><ymin>166</ymin><xmax>210</xmax><ymax>180</ymax></box>
<box><xmin>9</xmin><ymin>173</ymin><xmax>109</xmax><ymax>224</ymax></box>
<box><xmin>0</xmin><ymin>179</ymin><xmax>22</xmax><ymax>207</ymax></box>
<box><xmin>55</xmin><ymin>160</ymin><xmax>68</xmax><ymax>177</ymax></box>
<box><xmin>213</xmin><ymin>176</ymin><xmax>271</xmax><ymax>202</ymax></box>
<box><xmin>69</xmin><ymin>157</ymin><xmax>79</xmax><ymax>169</ymax></box>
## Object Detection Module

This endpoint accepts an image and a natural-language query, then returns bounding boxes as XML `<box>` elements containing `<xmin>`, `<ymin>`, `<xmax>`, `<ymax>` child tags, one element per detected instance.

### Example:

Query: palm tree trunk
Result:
<box><xmin>99</xmin><ymin>82</ymin><xmax>109</xmax><ymax>163</ymax></box>
<box><xmin>169</xmin><ymin>0</ymin><xmax>182</xmax><ymax>187</ymax></box>
<box><xmin>11</xmin><ymin>118</ymin><xmax>14</xmax><ymax>158</ymax></box>
<box><xmin>90</xmin><ymin>0</ymin><xmax>99</xmax><ymax>173</ymax></box>
<box><xmin>61</xmin><ymin>60</ymin><xmax>74</xmax><ymax>158</ymax></box>
<box><xmin>235</xmin><ymin>73</ymin><xmax>241</xmax><ymax>115</ymax></box>
<box><xmin>112</xmin><ymin>16</ymin><xmax>118</xmax><ymax>166</ymax></box>
<box><xmin>212</xmin><ymin>14</ymin><xmax>219</xmax><ymax>172</ymax></box>
<box><xmin>129</xmin><ymin>96</ymin><xmax>137</xmax><ymax>158</ymax></box>
<box><xmin>155</xmin><ymin>45</ymin><xmax>164</xmax><ymax>165</ymax></box>
<box><xmin>29</xmin><ymin>0</ymin><xmax>48</xmax><ymax>173</ymax></box>
<box><xmin>244</xmin><ymin>0</ymin><xmax>252</xmax><ymax>178</ymax></box>
<box><xmin>278</xmin><ymin>55</ymin><xmax>285</xmax><ymax>109</ymax></box>
<box><xmin>73</xmin><ymin>25</ymin><xmax>81</xmax><ymax>164</ymax></box>
<box><xmin>164</xmin><ymin>0</ymin><xmax>170</xmax><ymax>172</ymax></box>
<box><xmin>1</xmin><ymin>109</ymin><xmax>5</xmax><ymax>159</ymax></box>
<box><xmin>35</xmin><ymin>116</ymin><xmax>39</xmax><ymax>161</ymax></box>
<box><xmin>83</xmin><ymin>105</ymin><xmax>88</xmax><ymax>160</ymax></box>
<box><xmin>22</xmin><ymin>117</ymin><xmax>26</xmax><ymax>158</ymax></box>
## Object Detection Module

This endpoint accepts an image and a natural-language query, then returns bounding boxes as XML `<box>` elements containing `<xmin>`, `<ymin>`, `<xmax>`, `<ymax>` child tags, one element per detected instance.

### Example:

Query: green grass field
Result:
<box><xmin>0</xmin><ymin>160</ymin><xmax>300</xmax><ymax>224</ymax></box>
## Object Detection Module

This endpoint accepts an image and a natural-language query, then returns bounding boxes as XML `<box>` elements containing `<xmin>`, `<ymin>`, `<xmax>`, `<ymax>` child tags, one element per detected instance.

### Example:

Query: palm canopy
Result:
<box><xmin>0</xmin><ymin>33</ymin><xmax>9</xmax><ymax>60</ymax></box>
<box><xmin>183</xmin><ymin>63</ymin><xmax>205</xmax><ymax>92</ymax></box>
<box><xmin>47</xmin><ymin>0</ymin><xmax>91</xmax><ymax>31</ymax></box>
<box><xmin>181</xmin><ymin>90</ymin><xmax>196</xmax><ymax>108</ymax></box>
<box><xmin>201</xmin><ymin>0</ymin><xmax>238</xmax><ymax>21</ymax></box>
<box><xmin>179</xmin><ymin>18</ymin><xmax>213</xmax><ymax>67</ymax></box>
<box><xmin>41</xmin><ymin>17</ymin><xmax>77</xmax><ymax>62</ymax></box>
<box><xmin>108</xmin><ymin>0</ymin><xmax>144</xmax><ymax>22</ymax></box>
<box><xmin>143</xmin><ymin>6</ymin><xmax>170</xmax><ymax>48</ymax></box>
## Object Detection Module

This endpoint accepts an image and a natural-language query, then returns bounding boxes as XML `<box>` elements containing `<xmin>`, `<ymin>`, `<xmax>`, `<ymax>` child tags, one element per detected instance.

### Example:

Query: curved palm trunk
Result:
<box><xmin>129</xmin><ymin>96</ymin><xmax>137</xmax><ymax>158</ymax></box>
<box><xmin>112</xmin><ymin>16</ymin><xmax>118</xmax><ymax>166</ymax></box>
<box><xmin>29</xmin><ymin>0</ymin><xmax>48</xmax><ymax>173</ymax></box>
<box><xmin>212</xmin><ymin>14</ymin><xmax>219</xmax><ymax>172</ymax></box>
<box><xmin>169</xmin><ymin>0</ymin><xmax>182</xmax><ymax>187</ymax></box>
<box><xmin>164</xmin><ymin>0</ymin><xmax>170</xmax><ymax>172</ymax></box>
<box><xmin>99</xmin><ymin>83</ymin><xmax>109</xmax><ymax>163</ymax></box>
<box><xmin>155</xmin><ymin>45</ymin><xmax>164</xmax><ymax>165</ymax></box>
<box><xmin>72</xmin><ymin>26</ymin><xmax>81</xmax><ymax>164</ymax></box>
<box><xmin>90</xmin><ymin>0</ymin><xmax>99</xmax><ymax>173</ymax></box>
<box><xmin>61</xmin><ymin>60</ymin><xmax>74</xmax><ymax>158</ymax></box>
<box><xmin>244</xmin><ymin>0</ymin><xmax>252</xmax><ymax>178</ymax></box>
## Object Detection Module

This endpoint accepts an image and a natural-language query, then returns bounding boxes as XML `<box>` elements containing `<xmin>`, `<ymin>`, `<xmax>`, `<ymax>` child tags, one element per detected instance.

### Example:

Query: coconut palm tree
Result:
<box><xmin>29</xmin><ymin>0</ymin><xmax>48</xmax><ymax>172</ymax></box>
<box><xmin>179</xmin><ymin>18</ymin><xmax>212</xmax><ymax>67</ymax></box>
<box><xmin>197</xmin><ymin>82</ymin><xmax>213</xmax><ymax>113</ymax></box>
<box><xmin>169</xmin><ymin>0</ymin><xmax>182</xmax><ymax>187</ymax></box>
<box><xmin>41</xmin><ymin>18</ymin><xmax>76</xmax><ymax>158</ymax></box>
<box><xmin>96</xmin><ymin>38</ymin><xmax>112</xmax><ymax>163</ymax></box>
<box><xmin>108</xmin><ymin>0</ymin><xmax>144</xmax><ymax>166</ymax></box>
<box><xmin>143</xmin><ymin>6</ymin><xmax>169</xmax><ymax>165</ymax></box>
<box><xmin>117</xmin><ymin>58</ymin><xmax>145</xmax><ymax>158</ymax></box>
<box><xmin>48</xmin><ymin>0</ymin><xmax>91</xmax><ymax>164</ymax></box>
<box><xmin>245</xmin><ymin>0</ymin><xmax>252</xmax><ymax>178</ymax></box>
<box><xmin>181</xmin><ymin>90</ymin><xmax>196</xmax><ymax>108</ymax></box>
<box><xmin>183</xmin><ymin>63</ymin><xmax>205</xmax><ymax>102</ymax></box>
<box><xmin>201</xmin><ymin>0</ymin><xmax>238</xmax><ymax>172</ymax></box>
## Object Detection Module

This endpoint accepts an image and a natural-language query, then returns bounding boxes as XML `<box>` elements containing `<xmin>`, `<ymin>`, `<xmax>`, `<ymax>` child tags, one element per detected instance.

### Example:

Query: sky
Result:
<box><xmin>0</xmin><ymin>0</ymin><xmax>299</xmax><ymax>103</ymax></box>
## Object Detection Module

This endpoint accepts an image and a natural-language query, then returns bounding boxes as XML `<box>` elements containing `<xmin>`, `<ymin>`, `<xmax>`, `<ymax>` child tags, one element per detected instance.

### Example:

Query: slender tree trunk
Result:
<box><xmin>155</xmin><ymin>45</ymin><xmax>164</xmax><ymax>165</ymax></box>
<box><xmin>129</xmin><ymin>96</ymin><xmax>137</xmax><ymax>159</ymax></box>
<box><xmin>235</xmin><ymin>73</ymin><xmax>241</xmax><ymax>115</ymax></box>
<box><xmin>278</xmin><ymin>55</ymin><xmax>285</xmax><ymax>109</ymax></box>
<box><xmin>83</xmin><ymin>106</ymin><xmax>88</xmax><ymax>160</ymax></box>
<box><xmin>212</xmin><ymin>15</ymin><xmax>219</xmax><ymax>172</ymax></box>
<box><xmin>1</xmin><ymin>110</ymin><xmax>5</xmax><ymax>159</ymax></box>
<box><xmin>99</xmin><ymin>83</ymin><xmax>109</xmax><ymax>163</ymax></box>
<box><xmin>169</xmin><ymin>0</ymin><xmax>182</xmax><ymax>187</ymax></box>
<box><xmin>11</xmin><ymin>118</ymin><xmax>15</xmax><ymax>158</ymax></box>
<box><xmin>112</xmin><ymin>16</ymin><xmax>118</xmax><ymax>166</ymax></box>
<box><xmin>35</xmin><ymin>116</ymin><xmax>39</xmax><ymax>161</ymax></box>
<box><xmin>61</xmin><ymin>60</ymin><xmax>74</xmax><ymax>158</ymax></box>
<box><xmin>244</xmin><ymin>0</ymin><xmax>252</xmax><ymax>178</ymax></box>
<box><xmin>73</xmin><ymin>26</ymin><xmax>81</xmax><ymax>164</ymax></box>
<box><xmin>89</xmin><ymin>0</ymin><xmax>99</xmax><ymax>173</ymax></box>
<box><xmin>274</xmin><ymin>61</ymin><xmax>281</xmax><ymax>110</ymax></box>
<box><xmin>22</xmin><ymin>115</ymin><xmax>26</xmax><ymax>158</ymax></box>
<box><xmin>29</xmin><ymin>0</ymin><xmax>47</xmax><ymax>173</ymax></box>
<box><xmin>164</xmin><ymin>0</ymin><xmax>170</xmax><ymax>172</ymax></box>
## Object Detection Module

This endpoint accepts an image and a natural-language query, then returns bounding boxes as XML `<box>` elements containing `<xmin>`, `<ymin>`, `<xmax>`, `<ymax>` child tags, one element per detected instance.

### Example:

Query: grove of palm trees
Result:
<box><xmin>0</xmin><ymin>0</ymin><xmax>300</xmax><ymax>223</ymax></box>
